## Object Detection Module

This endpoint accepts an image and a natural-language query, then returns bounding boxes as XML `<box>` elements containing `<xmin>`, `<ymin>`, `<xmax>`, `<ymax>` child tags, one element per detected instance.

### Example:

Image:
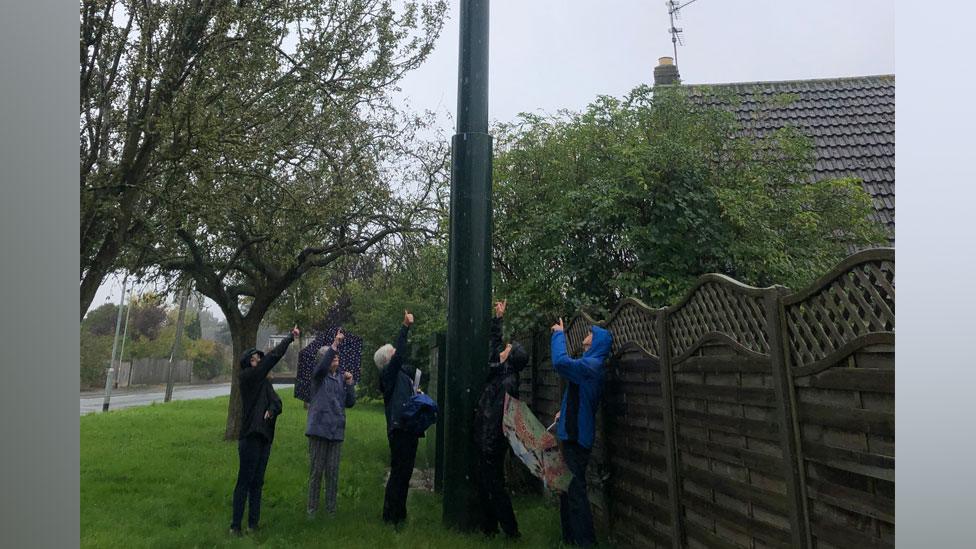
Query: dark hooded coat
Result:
<box><xmin>473</xmin><ymin>316</ymin><xmax>530</xmax><ymax>455</ymax></box>
<box><xmin>238</xmin><ymin>335</ymin><xmax>292</xmax><ymax>442</ymax></box>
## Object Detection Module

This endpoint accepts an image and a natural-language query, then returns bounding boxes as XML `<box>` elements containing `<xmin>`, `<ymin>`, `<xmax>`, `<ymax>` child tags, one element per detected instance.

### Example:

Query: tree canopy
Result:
<box><xmin>491</xmin><ymin>85</ymin><xmax>887</xmax><ymax>331</ymax></box>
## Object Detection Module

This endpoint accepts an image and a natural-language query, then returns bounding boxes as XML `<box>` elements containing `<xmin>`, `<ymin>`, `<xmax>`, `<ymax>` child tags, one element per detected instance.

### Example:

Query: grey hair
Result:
<box><xmin>374</xmin><ymin>344</ymin><xmax>395</xmax><ymax>369</ymax></box>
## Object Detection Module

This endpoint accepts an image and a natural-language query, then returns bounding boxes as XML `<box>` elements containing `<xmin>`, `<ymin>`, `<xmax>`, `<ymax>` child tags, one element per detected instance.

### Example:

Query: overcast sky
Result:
<box><xmin>92</xmin><ymin>0</ymin><xmax>895</xmax><ymax>319</ymax></box>
<box><xmin>396</xmin><ymin>0</ymin><xmax>894</xmax><ymax>129</ymax></box>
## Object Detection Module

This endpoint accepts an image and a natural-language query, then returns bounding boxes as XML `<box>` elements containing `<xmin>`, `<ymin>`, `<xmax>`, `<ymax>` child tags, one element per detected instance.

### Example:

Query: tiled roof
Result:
<box><xmin>686</xmin><ymin>75</ymin><xmax>895</xmax><ymax>245</ymax></box>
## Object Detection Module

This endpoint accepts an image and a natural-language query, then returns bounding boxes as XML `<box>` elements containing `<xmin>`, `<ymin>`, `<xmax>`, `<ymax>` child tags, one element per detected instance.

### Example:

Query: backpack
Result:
<box><xmin>401</xmin><ymin>392</ymin><xmax>439</xmax><ymax>436</ymax></box>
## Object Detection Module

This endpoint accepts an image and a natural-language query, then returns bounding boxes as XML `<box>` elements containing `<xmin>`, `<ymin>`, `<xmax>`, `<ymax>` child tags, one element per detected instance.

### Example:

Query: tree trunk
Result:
<box><xmin>80</xmin><ymin>268</ymin><xmax>104</xmax><ymax>321</ymax></box>
<box><xmin>80</xmin><ymin>237</ymin><xmax>123</xmax><ymax>320</ymax></box>
<box><xmin>224</xmin><ymin>319</ymin><xmax>261</xmax><ymax>440</ymax></box>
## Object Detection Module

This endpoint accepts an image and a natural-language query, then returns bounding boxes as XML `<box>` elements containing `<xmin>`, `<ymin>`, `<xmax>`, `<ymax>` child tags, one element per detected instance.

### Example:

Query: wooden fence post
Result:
<box><xmin>657</xmin><ymin>311</ymin><xmax>685</xmax><ymax>549</ymax></box>
<box><xmin>765</xmin><ymin>289</ymin><xmax>812</xmax><ymax>548</ymax></box>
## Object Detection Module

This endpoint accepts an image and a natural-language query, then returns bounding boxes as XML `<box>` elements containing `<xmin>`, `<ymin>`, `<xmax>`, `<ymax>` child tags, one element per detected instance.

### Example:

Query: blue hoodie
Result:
<box><xmin>551</xmin><ymin>325</ymin><xmax>612</xmax><ymax>449</ymax></box>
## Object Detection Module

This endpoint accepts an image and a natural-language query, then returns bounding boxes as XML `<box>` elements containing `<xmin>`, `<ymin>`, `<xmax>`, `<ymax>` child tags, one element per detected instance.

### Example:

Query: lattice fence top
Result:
<box><xmin>558</xmin><ymin>249</ymin><xmax>894</xmax><ymax>369</ymax></box>
<box><xmin>603</xmin><ymin>298</ymin><xmax>662</xmax><ymax>357</ymax></box>
<box><xmin>565</xmin><ymin>313</ymin><xmax>597</xmax><ymax>356</ymax></box>
<box><xmin>667</xmin><ymin>277</ymin><xmax>770</xmax><ymax>359</ymax></box>
<box><xmin>784</xmin><ymin>250</ymin><xmax>895</xmax><ymax>369</ymax></box>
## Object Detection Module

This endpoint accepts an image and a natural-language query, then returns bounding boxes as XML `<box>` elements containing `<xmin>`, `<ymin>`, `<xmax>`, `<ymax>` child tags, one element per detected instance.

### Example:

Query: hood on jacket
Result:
<box><xmin>506</xmin><ymin>342</ymin><xmax>529</xmax><ymax>372</ymax></box>
<box><xmin>239</xmin><ymin>348</ymin><xmax>265</xmax><ymax>369</ymax></box>
<box><xmin>582</xmin><ymin>325</ymin><xmax>613</xmax><ymax>360</ymax></box>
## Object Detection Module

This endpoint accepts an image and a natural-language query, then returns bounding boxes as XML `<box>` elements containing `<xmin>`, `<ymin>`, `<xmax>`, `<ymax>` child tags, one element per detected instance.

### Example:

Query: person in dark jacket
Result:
<box><xmin>473</xmin><ymin>300</ymin><xmax>529</xmax><ymax>539</ymax></box>
<box><xmin>230</xmin><ymin>325</ymin><xmax>299</xmax><ymax>536</ymax></box>
<box><xmin>306</xmin><ymin>328</ymin><xmax>356</xmax><ymax>517</ymax></box>
<box><xmin>550</xmin><ymin>318</ymin><xmax>612</xmax><ymax>547</ymax></box>
<box><xmin>375</xmin><ymin>310</ymin><xmax>421</xmax><ymax>526</ymax></box>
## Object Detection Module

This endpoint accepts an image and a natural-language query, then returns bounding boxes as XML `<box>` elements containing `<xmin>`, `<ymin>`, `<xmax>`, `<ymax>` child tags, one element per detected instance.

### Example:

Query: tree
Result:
<box><xmin>133</xmin><ymin>0</ymin><xmax>449</xmax><ymax>439</ymax></box>
<box><xmin>80</xmin><ymin>0</ymin><xmax>239</xmax><ymax>319</ymax></box>
<box><xmin>128</xmin><ymin>293</ymin><xmax>167</xmax><ymax>340</ymax></box>
<box><xmin>184</xmin><ymin>312</ymin><xmax>202</xmax><ymax>341</ymax></box>
<box><xmin>82</xmin><ymin>303</ymin><xmax>120</xmax><ymax>336</ymax></box>
<box><xmin>78</xmin><ymin>0</ymin><xmax>449</xmax><ymax>322</ymax></box>
<box><xmin>492</xmin><ymin>85</ymin><xmax>887</xmax><ymax>332</ymax></box>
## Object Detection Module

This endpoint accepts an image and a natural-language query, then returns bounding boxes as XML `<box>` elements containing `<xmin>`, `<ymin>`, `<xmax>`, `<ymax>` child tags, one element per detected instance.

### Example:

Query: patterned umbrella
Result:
<box><xmin>294</xmin><ymin>326</ymin><xmax>363</xmax><ymax>402</ymax></box>
<box><xmin>502</xmin><ymin>393</ymin><xmax>572</xmax><ymax>493</ymax></box>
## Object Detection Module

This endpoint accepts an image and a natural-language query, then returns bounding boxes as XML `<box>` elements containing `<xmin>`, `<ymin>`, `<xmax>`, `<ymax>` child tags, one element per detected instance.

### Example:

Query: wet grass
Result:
<box><xmin>81</xmin><ymin>396</ymin><xmax>595</xmax><ymax>548</ymax></box>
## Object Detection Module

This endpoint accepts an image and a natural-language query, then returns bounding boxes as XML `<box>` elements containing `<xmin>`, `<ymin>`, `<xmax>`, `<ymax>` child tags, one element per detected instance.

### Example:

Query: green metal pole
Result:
<box><xmin>443</xmin><ymin>0</ymin><xmax>492</xmax><ymax>532</ymax></box>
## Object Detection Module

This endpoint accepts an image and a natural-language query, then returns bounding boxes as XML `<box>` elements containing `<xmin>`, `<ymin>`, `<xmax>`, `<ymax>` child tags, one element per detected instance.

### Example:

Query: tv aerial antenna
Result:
<box><xmin>667</xmin><ymin>0</ymin><xmax>701</xmax><ymax>66</ymax></box>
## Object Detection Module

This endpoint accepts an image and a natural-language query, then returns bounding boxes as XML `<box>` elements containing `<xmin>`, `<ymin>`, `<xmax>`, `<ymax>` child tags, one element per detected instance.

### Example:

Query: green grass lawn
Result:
<box><xmin>81</xmin><ymin>396</ymin><xmax>585</xmax><ymax>548</ymax></box>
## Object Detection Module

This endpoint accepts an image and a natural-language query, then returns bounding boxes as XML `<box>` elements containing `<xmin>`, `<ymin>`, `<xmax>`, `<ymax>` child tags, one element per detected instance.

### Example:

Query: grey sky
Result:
<box><xmin>92</xmin><ymin>0</ymin><xmax>894</xmax><ymax>319</ymax></box>
<box><xmin>396</xmin><ymin>0</ymin><xmax>894</xmax><ymax>130</ymax></box>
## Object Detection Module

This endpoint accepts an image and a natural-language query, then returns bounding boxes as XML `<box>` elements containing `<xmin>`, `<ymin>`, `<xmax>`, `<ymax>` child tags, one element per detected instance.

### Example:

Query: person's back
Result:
<box><xmin>549</xmin><ymin>319</ymin><xmax>612</xmax><ymax>547</ymax></box>
<box><xmin>473</xmin><ymin>300</ymin><xmax>527</xmax><ymax>539</ymax></box>
<box><xmin>378</xmin><ymin>321</ymin><xmax>416</xmax><ymax>434</ymax></box>
<box><xmin>551</xmin><ymin>324</ymin><xmax>612</xmax><ymax>449</ymax></box>
<box><xmin>375</xmin><ymin>311</ymin><xmax>421</xmax><ymax>526</ymax></box>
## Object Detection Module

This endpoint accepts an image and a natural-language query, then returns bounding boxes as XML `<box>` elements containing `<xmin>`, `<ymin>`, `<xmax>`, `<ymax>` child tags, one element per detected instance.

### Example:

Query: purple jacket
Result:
<box><xmin>305</xmin><ymin>346</ymin><xmax>356</xmax><ymax>440</ymax></box>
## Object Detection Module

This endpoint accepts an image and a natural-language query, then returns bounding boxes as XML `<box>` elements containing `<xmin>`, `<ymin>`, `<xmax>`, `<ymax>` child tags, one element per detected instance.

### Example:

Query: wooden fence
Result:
<box><xmin>511</xmin><ymin>248</ymin><xmax>894</xmax><ymax>548</ymax></box>
<box><xmin>117</xmin><ymin>358</ymin><xmax>193</xmax><ymax>386</ymax></box>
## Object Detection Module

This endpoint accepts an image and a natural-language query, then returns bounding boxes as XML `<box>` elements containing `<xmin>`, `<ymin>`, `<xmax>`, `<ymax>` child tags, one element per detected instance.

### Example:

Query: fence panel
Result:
<box><xmin>784</xmin><ymin>250</ymin><xmax>895</xmax><ymax>549</ymax></box>
<box><xmin>513</xmin><ymin>248</ymin><xmax>894</xmax><ymax>548</ymax></box>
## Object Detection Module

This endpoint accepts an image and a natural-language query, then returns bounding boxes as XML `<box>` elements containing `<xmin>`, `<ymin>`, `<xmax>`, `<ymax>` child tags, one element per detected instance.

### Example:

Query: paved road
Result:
<box><xmin>81</xmin><ymin>383</ymin><xmax>293</xmax><ymax>415</ymax></box>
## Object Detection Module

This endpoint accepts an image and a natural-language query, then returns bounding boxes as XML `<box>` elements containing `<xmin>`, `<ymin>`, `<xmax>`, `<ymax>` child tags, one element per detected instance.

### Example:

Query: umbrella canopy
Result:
<box><xmin>501</xmin><ymin>393</ymin><xmax>572</xmax><ymax>493</ymax></box>
<box><xmin>294</xmin><ymin>326</ymin><xmax>363</xmax><ymax>402</ymax></box>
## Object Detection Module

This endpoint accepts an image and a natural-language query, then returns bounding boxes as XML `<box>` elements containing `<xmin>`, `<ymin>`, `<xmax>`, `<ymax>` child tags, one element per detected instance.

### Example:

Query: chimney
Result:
<box><xmin>654</xmin><ymin>56</ymin><xmax>680</xmax><ymax>86</ymax></box>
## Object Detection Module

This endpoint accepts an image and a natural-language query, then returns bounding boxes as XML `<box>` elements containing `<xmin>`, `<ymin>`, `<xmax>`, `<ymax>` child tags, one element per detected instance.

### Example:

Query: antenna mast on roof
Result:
<box><xmin>667</xmin><ymin>0</ymin><xmax>700</xmax><ymax>66</ymax></box>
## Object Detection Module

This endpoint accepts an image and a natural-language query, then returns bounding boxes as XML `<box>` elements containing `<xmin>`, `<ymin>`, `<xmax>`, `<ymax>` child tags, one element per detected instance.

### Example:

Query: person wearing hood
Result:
<box><xmin>229</xmin><ymin>325</ymin><xmax>299</xmax><ymax>537</ymax></box>
<box><xmin>473</xmin><ymin>300</ymin><xmax>528</xmax><ymax>539</ymax></box>
<box><xmin>374</xmin><ymin>310</ymin><xmax>421</xmax><ymax>526</ymax></box>
<box><xmin>550</xmin><ymin>318</ymin><xmax>612</xmax><ymax>547</ymax></box>
<box><xmin>305</xmin><ymin>328</ymin><xmax>356</xmax><ymax>518</ymax></box>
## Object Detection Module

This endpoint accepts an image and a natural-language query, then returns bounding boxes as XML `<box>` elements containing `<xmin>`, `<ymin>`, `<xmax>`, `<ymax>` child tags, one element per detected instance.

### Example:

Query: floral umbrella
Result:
<box><xmin>502</xmin><ymin>393</ymin><xmax>572</xmax><ymax>493</ymax></box>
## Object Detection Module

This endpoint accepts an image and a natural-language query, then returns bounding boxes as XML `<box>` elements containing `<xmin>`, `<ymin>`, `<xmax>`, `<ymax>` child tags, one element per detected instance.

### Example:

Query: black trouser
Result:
<box><xmin>559</xmin><ymin>441</ymin><xmax>595</xmax><ymax>546</ymax></box>
<box><xmin>231</xmin><ymin>434</ymin><xmax>272</xmax><ymax>530</ymax></box>
<box><xmin>476</xmin><ymin>445</ymin><xmax>519</xmax><ymax>537</ymax></box>
<box><xmin>383</xmin><ymin>428</ymin><xmax>419</xmax><ymax>524</ymax></box>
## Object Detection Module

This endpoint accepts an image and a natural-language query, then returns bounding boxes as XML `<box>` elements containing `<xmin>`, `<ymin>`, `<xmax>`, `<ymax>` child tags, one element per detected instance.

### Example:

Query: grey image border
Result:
<box><xmin>0</xmin><ymin>1</ymin><xmax>80</xmax><ymax>547</ymax></box>
<box><xmin>894</xmin><ymin>0</ymin><xmax>976</xmax><ymax>546</ymax></box>
<box><xmin>2</xmin><ymin>0</ymin><xmax>976</xmax><ymax>547</ymax></box>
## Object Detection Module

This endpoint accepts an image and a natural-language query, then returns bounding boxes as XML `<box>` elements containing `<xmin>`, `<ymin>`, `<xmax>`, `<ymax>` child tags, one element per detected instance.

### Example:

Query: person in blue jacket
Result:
<box><xmin>550</xmin><ymin>317</ymin><xmax>612</xmax><ymax>547</ymax></box>
<box><xmin>305</xmin><ymin>328</ymin><xmax>356</xmax><ymax>517</ymax></box>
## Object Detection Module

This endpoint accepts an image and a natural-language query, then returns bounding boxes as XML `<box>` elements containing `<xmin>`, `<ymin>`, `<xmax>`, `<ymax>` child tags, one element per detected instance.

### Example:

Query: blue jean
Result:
<box><xmin>231</xmin><ymin>434</ymin><xmax>272</xmax><ymax>530</ymax></box>
<box><xmin>559</xmin><ymin>441</ymin><xmax>595</xmax><ymax>546</ymax></box>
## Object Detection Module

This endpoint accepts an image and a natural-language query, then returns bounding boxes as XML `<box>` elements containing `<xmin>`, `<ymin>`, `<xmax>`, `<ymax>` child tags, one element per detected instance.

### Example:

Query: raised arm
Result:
<box><xmin>383</xmin><ymin>310</ymin><xmax>414</xmax><ymax>381</ymax></box>
<box><xmin>313</xmin><ymin>329</ymin><xmax>345</xmax><ymax>380</ymax></box>
<box><xmin>489</xmin><ymin>300</ymin><xmax>506</xmax><ymax>362</ymax></box>
<box><xmin>550</xmin><ymin>321</ymin><xmax>599</xmax><ymax>385</ymax></box>
<box><xmin>241</xmin><ymin>326</ymin><xmax>300</xmax><ymax>384</ymax></box>
<box><xmin>312</xmin><ymin>346</ymin><xmax>337</xmax><ymax>380</ymax></box>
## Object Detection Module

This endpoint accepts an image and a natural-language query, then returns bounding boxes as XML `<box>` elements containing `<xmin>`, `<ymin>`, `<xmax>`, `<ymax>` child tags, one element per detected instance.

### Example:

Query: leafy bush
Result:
<box><xmin>80</xmin><ymin>334</ymin><xmax>113</xmax><ymax>388</ymax></box>
<box><xmin>186</xmin><ymin>339</ymin><xmax>227</xmax><ymax>381</ymax></box>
